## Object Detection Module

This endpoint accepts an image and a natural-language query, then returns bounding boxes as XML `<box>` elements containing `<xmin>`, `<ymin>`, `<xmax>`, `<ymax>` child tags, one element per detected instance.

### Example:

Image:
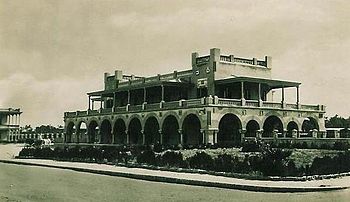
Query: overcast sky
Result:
<box><xmin>0</xmin><ymin>0</ymin><xmax>349</xmax><ymax>127</ymax></box>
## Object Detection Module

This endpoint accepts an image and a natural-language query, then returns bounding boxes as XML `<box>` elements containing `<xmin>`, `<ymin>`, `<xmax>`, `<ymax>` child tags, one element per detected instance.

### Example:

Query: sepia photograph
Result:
<box><xmin>1</xmin><ymin>0</ymin><xmax>350</xmax><ymax>201</ymax></box>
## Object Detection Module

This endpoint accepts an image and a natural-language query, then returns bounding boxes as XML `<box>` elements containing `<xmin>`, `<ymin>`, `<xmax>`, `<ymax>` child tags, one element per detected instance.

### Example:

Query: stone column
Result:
<box><xmin>296</xmin><ymin>86</ymin><xmax>300</xmax><ymax>106</ymax></box>
<box><xmin>281</xmin><ymin>87</ymin><xmax>286</xmax><ymax>108</ymax></box>
<box><xmin>161</xmin><ymin>85</ymin><xmax>164</xmax><ymax>102</ymax></box>
<box><xmin>258</xmin><ymin>83</ymin><xmax>263</xmax><ymax>107</ymax></box>
<box><xmin>141</xmin><ymin>130</ymin><xmax>145</xmax><ymax>145</ymax></box>
<box><xmin>88</xmin><ymin>95</ymin><xmax>91</xmax><ymax>110</ymax></box>
<box><xmin>241</xmin><ymin>81</ymin><xmax>245</xmax><ymax>106</ymax></box>
<box><xmin>240</xmin><ymin>129</ymin><xmax>246</xmax><ymax>143</ymax></box>
<box><xmin>126</xmin><ymin>130</ymin><xmax>130</xmax><ymax>144</ymax></box>
<box><xmin>178</xmin><ymin>129</ymin><xmax>183</xmax><ymax>145</ymax></box>
<box><xmin>159</xmin><ymin>129</ymin><xmax>163</xmax><ymax>145</ymax></box>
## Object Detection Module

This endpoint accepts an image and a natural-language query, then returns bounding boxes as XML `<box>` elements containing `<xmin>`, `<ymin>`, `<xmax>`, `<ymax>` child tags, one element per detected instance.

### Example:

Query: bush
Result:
<box><xmin>333</xmin><ymin>141</ymin><xmax>349</xmax><ymax>151</ymax></box>
<box><xmin>187</xmin><ymin>151</ymin><xmax>214</xmax><ymax>170</ymax></box>
<box><xmin>241</xmin><ymin>140</ymin><xmax>262</xmax><ymax>152</ymax></box>
<box><xmin>137</xmin><ymin>149</ymin><xmax>156</xmax><ymax>165</ymax></box>
<box><xmin>214</xmin><ymin>154</ymin><xmax>235</xmax><ymax>172</ymax></box>
<box><xmin>161</xmin><ymin>151</ymin><xmax>185</xmax><ymax>167</ymax></box>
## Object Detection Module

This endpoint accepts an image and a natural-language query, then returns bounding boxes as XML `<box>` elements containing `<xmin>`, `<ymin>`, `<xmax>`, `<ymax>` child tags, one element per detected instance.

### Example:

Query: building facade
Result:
<box><xmin>0</xmin><ymin>108</ymin><xmax>21</xmax><ymax>142</ymax></box>
<box><xmin>64</xmin><ymin>48</ymin><xmax>326</xmax><ymax>146</ymax></box>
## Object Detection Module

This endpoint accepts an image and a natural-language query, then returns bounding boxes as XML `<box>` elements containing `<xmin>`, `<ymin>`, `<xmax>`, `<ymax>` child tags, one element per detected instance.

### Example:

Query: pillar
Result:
<box><xmin>141</xmin><ymin>130</ymin><xmax>145</xmax><ymax>145</ymax></box>
<box><xmin>127</xmin><ymin>90</ymin><xmax>130</xmax><ymax>104</ymax></box>
<box><xmin>178</xmin><ymin>129</ymin><xmax>183</xmax><ymax>145</ymax></box>
<box><xmin>281</xmin><ymin>87</ymin><xmax>286</xmax><ymax>108</ymax></box>
<box><xmin>161</xmin><ymin>85</ymin><xmax>164</xmax><ymax>102</ymax></box>
<box><xmin>240</xmin><ymin>129</ymin><xmax>246</xmax><ymax>143</ymax></box>
<box><xmin>241</xmin><ymin>81</ymin><xmax>245</xmax><ymax>106</ymax></box>
<box><xmin>100</xmin><ymin>98</ymin><xmax>103</xmax><ymax>109</ymax></box>
<box><xmin>296</xmin><ymin>86</ymin><xmax>300</xmax><ymax>108</ymax></box>
<box><xmin>92</xmin><ymin>100</ymin><xmax>95</xmax><ymax>110</ymax></box>
<box><xmin>88</xmin><ymin>95</ymin><xmax>91</xmax><ymax>110</ymax></box>
<box><xmin>143</xmin><ymin>88</ymin><xmax>147</xmax><ymax>103</ymax></box>
<box><xmin>113</xmin><ymin>92</ymin><xmax>116</xmax><ymax>111</ymax></box>
<box><xmin>126</xmin><ymin>130</ymin><xmax>130</xmax><ymax>144</ymax></box>
<box><xmin>159</xmin><ymin>129</ymin><xmax>163</xmax><ymax>144</ymax></box>
<box><xmin>258</xmin><ymin>83</ymin><xmax>263</xmax><ymax>107</ymax></box>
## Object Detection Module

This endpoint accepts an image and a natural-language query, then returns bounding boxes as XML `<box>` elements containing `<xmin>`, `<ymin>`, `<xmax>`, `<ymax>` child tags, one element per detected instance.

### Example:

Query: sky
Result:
<box><xmin>0</xmin><ymin>0</ymin><xmax>350</xmax><ymax>127</ymax></box>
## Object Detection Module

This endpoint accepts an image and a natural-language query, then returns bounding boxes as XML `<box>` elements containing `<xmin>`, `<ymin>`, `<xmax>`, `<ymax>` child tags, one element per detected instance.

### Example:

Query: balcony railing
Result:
<box><xmin>246</xmin><ymin>100</ymin><xmax>259</xmax><ymax>107</ymax></box>
<box><xmin>217</xmin><ymin>98</ymin><xmax>241</xmax><ymax>106</ymax></box>
<box><xmin>262</xmin><ymin>101</ymin><xmax>281</xmax><ymax>108</ymax></box>
<box><xmin>65</xmin><ymin>97</ymin><xmax>324</xmax><ymax>118</ymax></box>
<box><xmin>163</xmin><ymin>101</ymin><xmax>180</xmax><ymax>109</ymax></box>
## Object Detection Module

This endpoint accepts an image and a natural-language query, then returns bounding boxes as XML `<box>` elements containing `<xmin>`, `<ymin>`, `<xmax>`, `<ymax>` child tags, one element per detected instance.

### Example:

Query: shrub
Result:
<box><xmin>214</xmin><ymin>154</ymin><xmax>234</xmax><ymax>172</ymax></box>
<box><xmin>333</xmin><ymin>141</ymin><xmax>349</xmax><ymax>151</ymax></box>
<box><xmin>241</xmin><ymin>140</ymin><xmax>262</xmax><ymax>152</ymax></box>
<box><xmin>187</xmin><ymin>151</ymin><xmax>214</xmax><ymax>170</ymax></box>
<box><xmin>137</xmin><ymin>149</ymin><xmax>156</xmax><ymax>165</ymax></box>
<box><xmin>161</xmin><ymin>151</ymin><xmax>185</xmax><ymax>167</ymax></box>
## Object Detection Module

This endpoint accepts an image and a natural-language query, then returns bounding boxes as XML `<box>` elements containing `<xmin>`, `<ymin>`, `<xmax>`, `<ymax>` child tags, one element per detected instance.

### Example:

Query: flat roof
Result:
<box><xmin>88</xmin><ymin>80</ymin><xmax>193</xmax><ymax>96</ymax></box>
<box><xmin>215</xmin><ymin>76</ymin><xmax>301</xmax><ymax>89</ymax></box>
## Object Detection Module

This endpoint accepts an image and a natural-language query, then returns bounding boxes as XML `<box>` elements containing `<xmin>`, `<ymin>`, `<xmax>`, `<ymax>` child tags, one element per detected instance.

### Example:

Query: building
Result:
<box><xmin>19</xmin><ymin>126</ymin><xmax>64</xmax><ymax>143</ymax></box>
<box><xmin>0</xmin><ymin>108</ymin><xmax>21</xmax><ymax>142</ymax></box>
<box><xmin>64</xmin><ymin>48</ymin><xmax>326</xmax><ymax>146</ymax></box>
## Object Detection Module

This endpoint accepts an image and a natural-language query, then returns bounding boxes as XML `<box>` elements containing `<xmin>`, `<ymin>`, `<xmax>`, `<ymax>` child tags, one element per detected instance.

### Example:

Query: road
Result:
<box><xmin>0</xmin><ymin>162</ymin><xmax>350</xmax><ymax>202</ymax></box>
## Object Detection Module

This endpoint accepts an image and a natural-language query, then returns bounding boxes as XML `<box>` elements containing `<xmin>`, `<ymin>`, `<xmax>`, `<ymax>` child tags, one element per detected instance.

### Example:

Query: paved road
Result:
<box><xmin>1</xmin><ymin>163</ymin><xmax>350</xmax><ymax>202</ymax></box>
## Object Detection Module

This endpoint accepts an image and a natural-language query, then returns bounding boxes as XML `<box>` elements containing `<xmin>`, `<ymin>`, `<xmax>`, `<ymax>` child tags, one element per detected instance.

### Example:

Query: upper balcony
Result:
<box><xmin>64</xmin><ymin>96</ymin><xmax>325</xmax><ymax>118</ymax></box>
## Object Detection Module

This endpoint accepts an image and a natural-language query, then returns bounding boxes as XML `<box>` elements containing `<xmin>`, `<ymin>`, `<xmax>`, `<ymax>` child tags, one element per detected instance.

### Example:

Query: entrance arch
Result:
<box><xmin>182</xmin><ymin>114</ymin><xmax>202</xmax><ymax>146</ymax></box>
<box><xmin>100</xmin><ymin>119</ymin><xmax>112</xmax><ymax>144</ymax></box>
<box><xmin>113</xmin><ymin>119</ymin><xmax>127</xmax><ymax>144</ymax></box>
<box><xmin>246</xmin><ymin>120</ymin><xmax>260</xmax><ymax>137</ymax></box>
<box><xmin>77</xmin><ymin>121</ymin><xmax>87</xmax><ymax>143</ymax></box>
<box><xmin>263</xmin><ymin>116</ymin><xmax>283</xmax><ymax>137</ymax></box>
<box><xmin>88</xmin><ymin>120</ymin><xmax>99</xmax><ymax>143</ymax></box>
<box><xmin>162</xmin><ymin>115</ymin><xmax>180</xmax><ymax>145</ymax></box>
<box><xmin>218</xmin><ymin>114</ymin><xmax>242</xmax><ymax>146</ymax></box>
<box><xmin>302</xmin><ymin>117</ymin><xmax>319</xmax><ymax>136</ymax></box>
<box><xmin>128</xmin><ymin>118</ymin><xmax>142</xmax><ymax>144</ymax></box>
<box><xmin>286</xmin><ymin>121</ymin><xmax>298</xmax><ymax>138</ymax></box>
<box><xmin>144</xmin><ymin>117</ymin><xmax>160</xmax><ymax>145</ymax></box>
<box><xmin>66</xmin><ymin>122</ymin><xmax>75</xmax><ymax>143</ymax></box>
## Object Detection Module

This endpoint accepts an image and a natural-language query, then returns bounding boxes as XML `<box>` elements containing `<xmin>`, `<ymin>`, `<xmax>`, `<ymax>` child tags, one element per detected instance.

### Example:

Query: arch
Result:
<box><xmin>218</xmin><ymin>113</ymin><xmax>242</xmax><ymax>146</ymax></box>
<box><xmin>144</xmin><ymin>116</ymin><xmax>160</xmax><ymax>145</ymax></box>
<box><xmin>100</xmin><ymin>119</ymin><xmax>112</xmax><ymax>144</ymax></box>
<box><xmin>76</xmin><ymin>121</ymin><xmax>88</xmax><ymax>143</ymax></box>
<box><xmin>160</xmin><ymin>111</ymin><xmax>181</xmax><ymax>128</ymax></box>
<box><xmin>128</xmin><ymin>117</ymin><xmax>142</xmax><ymax>144</ymax></box>
<box><xmin>182</xmin><ymin>114</ymin><xmax>202</xmax><ymax>145</ymax></box>
<box><xmin>246</xmin><ymin>120</ymin><xmax>260</xmax><ymax>137</ymax></box>
<box><xmin>302</xmin><ymin>117</ymin><xmax>319</xmax><ymax>136</ymax></box>
<box><xmin>113</xmin><ymin>118</ymin><xmax>127</xmax><ymax>144</ymax></box>
<box><xmin>143</xmin><ymin>113</ymin><xmax>160</xmax><ymax>128</ymax></box>
<box><xmin>65</xmin><ymin>122</ymin><xmax>75</xmax><ymax>143</ymax></box>
<box><xmin>286</xmin><ymin>121</ymin><xmax>298</xmax><ymax>138</ymax></box>
<box><xmin>87</xmin><ymin>120</ymin><xmax>99</xmax><ymax>143</ymax></box>
<box><xmin>162</xmin><ymin>115</ymin><xmax>180</xmax><ymax>145</ymax></box>
<box><xmin>263</xmin><ymin>115</ymin><xmax>283</xmax><ymax>137</ymax></box>
<box><xmin>127</xmin><ymin>114</ymin><xmax>143</xmax><ymax>128</ymax></box>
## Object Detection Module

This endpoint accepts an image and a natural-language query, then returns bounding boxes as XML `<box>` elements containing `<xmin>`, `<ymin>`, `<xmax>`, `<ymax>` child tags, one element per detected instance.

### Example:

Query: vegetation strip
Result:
<box><xmin>0</xmin><ymin>159</ymin><xmax>348</xmax><ymax>193</ymax></box>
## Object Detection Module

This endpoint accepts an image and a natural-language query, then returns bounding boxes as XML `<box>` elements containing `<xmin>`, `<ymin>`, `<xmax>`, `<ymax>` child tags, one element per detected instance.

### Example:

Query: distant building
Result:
<box><xmin>0</xmin><ymin>108</ymin><xmax>21</xmax><ymax>142</ymax></box>
<box><xmin>64</xmin><ymin>48</ymin><xmax>326</xmax><ymax>146</ymax></box>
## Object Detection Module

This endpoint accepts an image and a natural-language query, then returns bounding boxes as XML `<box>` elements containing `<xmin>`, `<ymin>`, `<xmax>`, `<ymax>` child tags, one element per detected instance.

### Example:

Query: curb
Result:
<box><xmin>0</xmin><ymin>159</ymin><xmax>348</xmax><ymax>193</ymax></box>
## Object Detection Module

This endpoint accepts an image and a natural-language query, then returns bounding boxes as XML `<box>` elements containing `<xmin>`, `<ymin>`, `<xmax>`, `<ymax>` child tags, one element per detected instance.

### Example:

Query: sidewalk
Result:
<box><xmin>1</xmin><ymin>158</ymin><xmax>349</xmax><ymax>193</ymax></box>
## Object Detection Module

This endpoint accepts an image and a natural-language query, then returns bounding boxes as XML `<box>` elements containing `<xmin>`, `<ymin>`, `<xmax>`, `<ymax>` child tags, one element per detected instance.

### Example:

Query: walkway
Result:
<box><xmin>1</xmin><ymin>158</ymin><xmax>349</xmax><ymax>192</ymax></box>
